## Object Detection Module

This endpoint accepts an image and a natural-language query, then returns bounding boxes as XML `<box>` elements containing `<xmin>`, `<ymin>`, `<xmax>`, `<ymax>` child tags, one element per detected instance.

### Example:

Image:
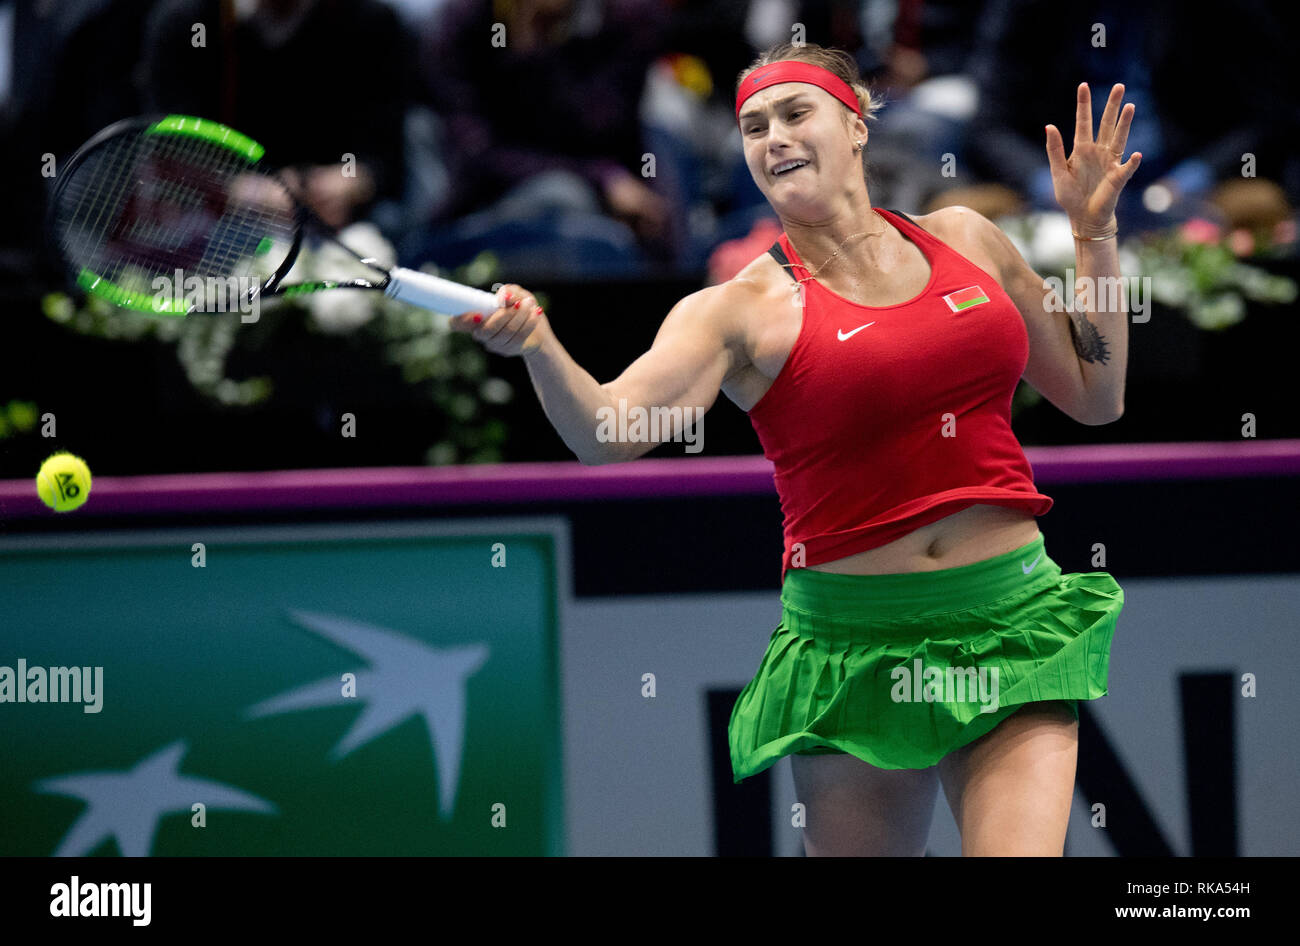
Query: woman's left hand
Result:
<box><xmin>1045</xmin><ymin>82</ymin><xmax>1142</xmax><ymax>236</ymax></box>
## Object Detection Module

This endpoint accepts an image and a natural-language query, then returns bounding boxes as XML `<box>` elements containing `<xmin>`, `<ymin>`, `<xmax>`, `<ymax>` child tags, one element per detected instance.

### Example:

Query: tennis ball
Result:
<box><xmin>36</xmin><ymin>452</ymin><xmax>92</xmax><ymax>513</ymax></box>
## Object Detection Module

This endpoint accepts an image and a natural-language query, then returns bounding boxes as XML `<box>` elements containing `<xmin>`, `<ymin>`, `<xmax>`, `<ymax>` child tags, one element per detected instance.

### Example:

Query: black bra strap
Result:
<box><xmin>767</xmin><ymin>240</ymin><xmax>799</xmax><ymax>283</ymax></box>
<box><xmin>883</xmin><ymin>207</ymin><xmax>917</xmax><ymax>226</ymax></box>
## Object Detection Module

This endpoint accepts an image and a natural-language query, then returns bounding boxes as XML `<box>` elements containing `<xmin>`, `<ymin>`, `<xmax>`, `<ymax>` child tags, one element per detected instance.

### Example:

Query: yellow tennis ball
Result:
<box><xmin>36</xmin><ymin>452</ymin><xmax>92</xmax><ymax>513</ymax></box>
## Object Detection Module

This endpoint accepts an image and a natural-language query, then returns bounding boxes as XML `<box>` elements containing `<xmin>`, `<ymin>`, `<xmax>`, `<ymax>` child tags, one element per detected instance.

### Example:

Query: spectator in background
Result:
<box><xmin>39</xmin><ymin>0</ymin><xmax>160</xmax><ymax>160</ymax></box>
<box><xmin>661</xmin><ymin>0</ymin><xmax>754</xmax><ymax>102</ymax></box>
<box><xmin>967</xmin><ymin>0</ymin><xmax>1292</xmax><ymax>233</ymax></box>
<box><xmin>382</xmin><ymin>0</ymin><xmax>450</xmax><ymax>24</ymax></box>
<box><xmin>1</xmin><ymin>0</ymin><xmax>65</xmax><ymax>283</ymax></box>
<box><xmin>143</xmin><ymin>0</ymin><xmax>411</xmax><ymax>230</ymax></box>
<box><xmin>406</xmin><ymin>0</ymin><xmax>677</xmax><ymax>278</ymax></box>
<box><xmin>852</xmin><ymin>0</ymin><xmax>987</xmax><ymax>213</ymax></box>
<box><xmin>2</xmin><ymin>0</ymin><xmax>158</xmax><ymax>284</ymax></box>
<box><xmin>790</xmin><ymin>0</ymin><xmax>868</xmax><ymax>70</ymax></box>
<box><xmin>630</xmin><ymin>0</ymin><xmax>779</xmax><ymax>272</ymax></box>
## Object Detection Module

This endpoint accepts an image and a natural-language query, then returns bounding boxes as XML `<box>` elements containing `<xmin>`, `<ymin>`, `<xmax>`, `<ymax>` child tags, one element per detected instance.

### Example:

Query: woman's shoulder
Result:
<box><xmin>713</xmin><ymin>246</ymin><xmax>800</xmax><ymax>307</ymax></box>
<box><xmin>905</xmin><ymin>205</ymin><xmax>1018</xmax><ymax>289</ymax></box>
<box><xmin>661</xmin><ymin>252</ymin><xmax>795</xmax><ymax>351</ymax></box>
<box><xmin>905</xmin><ymin>205</ymin><xmax>1001</xmax><ymax>253</ymax></box>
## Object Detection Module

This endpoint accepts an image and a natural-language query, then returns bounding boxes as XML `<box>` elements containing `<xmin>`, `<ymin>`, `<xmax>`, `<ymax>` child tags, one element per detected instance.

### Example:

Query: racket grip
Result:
<box><xmin>384</xmin><ymin>267</ymin><xmax>501</xmax><ymax>315</ymax></box>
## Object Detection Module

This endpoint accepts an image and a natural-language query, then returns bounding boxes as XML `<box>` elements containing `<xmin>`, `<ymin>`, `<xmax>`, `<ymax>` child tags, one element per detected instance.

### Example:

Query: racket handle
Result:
<box><xmin>384</xmin><ymin>267</ymin><xmax>501</xmax><ymax>315</ymax></box>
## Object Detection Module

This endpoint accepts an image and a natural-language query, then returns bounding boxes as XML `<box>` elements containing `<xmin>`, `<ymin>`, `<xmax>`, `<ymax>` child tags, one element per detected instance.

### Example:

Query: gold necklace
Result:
<box><xmin>784</xmin><ymin>211</ymin><xmax>890</xmax><ymax>287</ymax></box>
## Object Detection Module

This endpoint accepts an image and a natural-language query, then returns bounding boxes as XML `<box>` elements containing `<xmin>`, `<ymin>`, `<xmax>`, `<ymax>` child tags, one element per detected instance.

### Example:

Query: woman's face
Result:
<box><xmin>739</xmin><ymin>82</ymin><xmax>867</xmax><ymax>219</ymax></box>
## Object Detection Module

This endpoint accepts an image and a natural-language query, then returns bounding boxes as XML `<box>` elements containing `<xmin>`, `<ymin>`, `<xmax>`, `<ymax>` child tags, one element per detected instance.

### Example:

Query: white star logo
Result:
<box><xmin>34</xmin><ymin>741</ymin><xmax>276</xmax><ymax>856</ymax></box>
<box><xmin>246</xmin><ymin>610</ymin><xmax>490</xmax><ymax>820</ymax></box>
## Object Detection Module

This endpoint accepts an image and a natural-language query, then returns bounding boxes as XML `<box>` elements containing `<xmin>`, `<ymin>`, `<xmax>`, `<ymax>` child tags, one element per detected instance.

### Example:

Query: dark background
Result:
<box><xmin>1</xmin><ymin>0</ymin><xmax>1297</xmax><ymax>479</ymax></box>
<box><xmin>3</xmin><ymin>272</ymin><xmax>1295</xmax><ymax>478</ymax></box>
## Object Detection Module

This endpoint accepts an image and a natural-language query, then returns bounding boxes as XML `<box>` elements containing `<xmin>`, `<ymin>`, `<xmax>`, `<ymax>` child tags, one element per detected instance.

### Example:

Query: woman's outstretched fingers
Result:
<box><xmin>1045</xmin><ymin>123</ymin><xmax>1068</xmax><ymax>172</ymax></box>
<box><xmin>1111</xmin><ymin>102</ymin><xmax>1135</xmax><ymax>159</ymax></box>
<box><xmin>1121</xmin><ymin>150</ymin><xmax>1143</xmax><ymax>182</ymax></box>
<box><xmin>1075</xmin><ymin>81</ymin><xmax>1093</xmax><ymax>145</ymax></box>
<box><xmin>1097</xmin><ymin>82</ymin><xmax>1125</xmax><ymax>147</ymax></box>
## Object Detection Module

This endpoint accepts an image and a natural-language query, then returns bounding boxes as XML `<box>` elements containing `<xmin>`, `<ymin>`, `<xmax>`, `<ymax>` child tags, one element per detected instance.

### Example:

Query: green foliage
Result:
<box><xmin>41</xmin><ymin>242</ymin><xmax>515</xmax><ymax>465</ymax></box>
<box><xmin>1011</xmin><ymin>380</ymin><xmax>1043</xmax><ymax>420</ymax></box>
<box><xmin>1133</xmin><ymin>234</ymin><xmax>1297</xmax><ymax>330</ymax></box>
<box><xmin>0</xmin><ymin>400</ymin><xmax>40</xmax><ymax>440</ymax></box>
<box><xmin>1003</xmin><ymin>212</ymin><xmax>1297</xmax><ymax>332</ymax></box>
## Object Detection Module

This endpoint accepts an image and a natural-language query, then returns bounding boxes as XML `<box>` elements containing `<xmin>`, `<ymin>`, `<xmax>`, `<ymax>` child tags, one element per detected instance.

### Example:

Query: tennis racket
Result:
<box><xmin>47</xmin><ymin>113</ymin><xmax>501</xmax><ymax>317</ymax></box>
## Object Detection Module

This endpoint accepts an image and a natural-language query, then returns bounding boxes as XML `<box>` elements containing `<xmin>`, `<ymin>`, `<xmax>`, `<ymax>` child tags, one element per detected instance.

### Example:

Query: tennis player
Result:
<box><xmin>451</xmin><ymin>42</ymin><xmax>1136</xmax><ymax>856</ymax></box>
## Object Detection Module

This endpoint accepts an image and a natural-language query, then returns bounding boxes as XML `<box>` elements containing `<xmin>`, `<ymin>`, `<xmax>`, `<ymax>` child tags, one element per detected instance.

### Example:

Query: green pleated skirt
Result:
<box><xmin>728</xmin><ymin>533</ymin><xmax>1122</xmax><ymax>781</ymax></box>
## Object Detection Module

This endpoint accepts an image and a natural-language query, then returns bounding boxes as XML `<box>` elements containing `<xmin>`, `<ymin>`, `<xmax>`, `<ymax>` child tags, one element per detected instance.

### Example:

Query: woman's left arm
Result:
<box><xmin>1043</xmin><ymin>82</ymin><xmax>1143</xmax><ymax>423</ymax></box>
<box><xmin>961</xmin><ymin>82</ymin><xmax>1141</xmax><ymax>425</ymax></box>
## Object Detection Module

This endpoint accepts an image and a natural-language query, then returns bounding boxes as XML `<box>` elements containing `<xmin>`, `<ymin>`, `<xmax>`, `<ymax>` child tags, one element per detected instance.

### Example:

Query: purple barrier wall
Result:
<box><xmin>1</xmin><ymin>440</ymin><xmax>1297</xmax><ymax>519</ymax></box>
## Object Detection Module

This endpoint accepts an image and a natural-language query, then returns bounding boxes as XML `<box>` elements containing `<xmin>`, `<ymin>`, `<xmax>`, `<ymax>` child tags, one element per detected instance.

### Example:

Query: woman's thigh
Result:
<box><xmin>790</xmin><ymin>752</ymin><xmax>940</xmax><ymax>856</ymax></box>
<box><xmin>936</xmin><ymin>700</ymin><xmax>1079</xmax><ymax>856</ymax></box>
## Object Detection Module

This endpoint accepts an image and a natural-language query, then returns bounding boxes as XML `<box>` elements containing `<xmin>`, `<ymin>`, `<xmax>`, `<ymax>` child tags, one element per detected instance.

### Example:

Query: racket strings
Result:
<box><xmin>59</xmin><ymin>134</ymin><xmax>151</xmax><ymax>281</ymax></box>
<box><xmin>54</xmin><ymin>126</ymin><xmax>297</xmax><ymax>297</ymax></box>
<box><xmin>164</xmin><ymin>131</ymin><xmax>292</xmax><ymax>279</ymax></box>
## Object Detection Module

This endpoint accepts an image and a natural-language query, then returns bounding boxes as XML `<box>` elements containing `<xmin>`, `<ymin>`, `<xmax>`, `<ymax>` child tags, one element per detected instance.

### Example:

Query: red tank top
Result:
<box><xmin>747</xmin><ymin>208</ymin><xmax>1053</xmax><ymax>584</ymax></box>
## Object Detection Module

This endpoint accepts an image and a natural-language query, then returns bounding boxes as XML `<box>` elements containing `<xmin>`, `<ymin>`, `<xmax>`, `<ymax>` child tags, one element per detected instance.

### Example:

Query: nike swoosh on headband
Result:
<box><xmin>1022</xmin><ymin>552</ymin><xmax>1043</xmax><ymax>574</ymax></box>
<box><xmin>837</xmin><ymin>322</ymin><xmax>875</xmax><ymax>341</ymax></box>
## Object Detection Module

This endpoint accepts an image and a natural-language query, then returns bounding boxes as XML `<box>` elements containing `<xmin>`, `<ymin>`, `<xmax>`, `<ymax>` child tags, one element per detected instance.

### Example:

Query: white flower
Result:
<box><xmin>304</xmin><ymin>223</ymin><xmax>398</xmax><ymax>333</ymax></box>
<box><xmin>1027</xmin><ymin>212</ymin><xmax>1077</xmax><ymax>272</ymax></box>
<box><xmin>308</xmin><ymin>290</ymin><xmax>377</xmax><ymax>334</ymax></box>
<box><xmin>478</xmin><ymin>377</ymin><xmax>512</xmax><ymax>404</ymax></box>
<box><xmin>1151</xmin><ymin>269</ymin><xmax>1189</xmax><ymax>306</ymax></box>
<box><xmin>1003</xmin><ymin>229</ymin><xmax>1032</xmax><ymax>264</ymax></box>
<box><xmin>1189</xmin><ymin>292</ymin><xmax>1245</xmax><ymax>330</ymax></box>
<box><xmin>272</xmin><ymin>243</ymin><xmax>314</xmax><ymax>284</ymax></box>
<box><xmin>334</xmin><ymin>222</ymin><xmax>397</xmax><ymax>269</ymax></box>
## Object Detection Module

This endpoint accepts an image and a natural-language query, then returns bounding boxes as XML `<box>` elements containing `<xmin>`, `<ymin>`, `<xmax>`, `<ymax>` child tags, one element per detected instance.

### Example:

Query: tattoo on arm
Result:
<box><xmin>1069</xmin><ymin>312</ymin><xmax>1111</xmax><ymax>365</ymax></box>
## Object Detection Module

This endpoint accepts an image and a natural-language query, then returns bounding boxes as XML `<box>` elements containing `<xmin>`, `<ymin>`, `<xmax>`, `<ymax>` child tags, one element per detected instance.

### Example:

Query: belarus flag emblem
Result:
<box><xmin>943</xmin><ymin>285</ymin><xmax>990</xmax><ymax>312</ymax></box>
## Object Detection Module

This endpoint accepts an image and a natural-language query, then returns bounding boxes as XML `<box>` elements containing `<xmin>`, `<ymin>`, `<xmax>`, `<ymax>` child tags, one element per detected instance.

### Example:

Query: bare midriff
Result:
<box><xmin>804</xmin><ymin>503</ymin><xmax>1041</xmax><ymax>575</ymax></box>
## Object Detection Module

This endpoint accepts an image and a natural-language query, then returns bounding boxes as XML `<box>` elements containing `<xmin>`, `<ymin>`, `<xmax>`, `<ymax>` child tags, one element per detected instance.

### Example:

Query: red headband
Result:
<box><xmin>736</xmin><ymin>61</ymin><xmax>862</xmax><ymax>124</ymax></box>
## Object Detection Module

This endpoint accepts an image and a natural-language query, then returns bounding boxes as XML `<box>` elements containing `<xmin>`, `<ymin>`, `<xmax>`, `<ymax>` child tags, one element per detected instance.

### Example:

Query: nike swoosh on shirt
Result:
<box><xmin>837</xmin><ymin>322</ymin><xmax>876</xmax><ymax>341</ymax></box>
<box><xmin>1022</xmin><ymin>552</ymin><xmax>1043</xmax><ymax>574</ymax></box>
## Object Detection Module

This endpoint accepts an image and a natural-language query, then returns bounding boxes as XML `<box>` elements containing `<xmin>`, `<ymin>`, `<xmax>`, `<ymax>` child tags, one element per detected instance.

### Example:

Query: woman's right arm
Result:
<box><xmin>450</xmin><ymin>282</ymin><xmax>744</xmax><ymax>465</ymax></box>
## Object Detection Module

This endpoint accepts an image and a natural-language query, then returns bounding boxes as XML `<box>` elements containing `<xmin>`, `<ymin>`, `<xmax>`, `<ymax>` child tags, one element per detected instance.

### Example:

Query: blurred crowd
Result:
<box><xmin>2</xmin><ymin>0</ymin><xmax>1297</xmax><ymax>287</ymax></box>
